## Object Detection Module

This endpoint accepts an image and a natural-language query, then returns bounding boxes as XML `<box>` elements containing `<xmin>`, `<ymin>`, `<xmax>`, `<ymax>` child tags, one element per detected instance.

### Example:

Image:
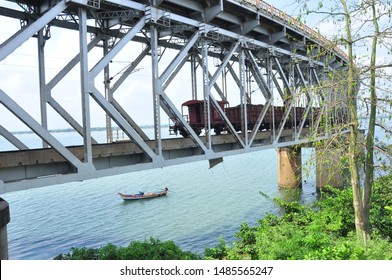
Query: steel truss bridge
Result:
<box><xmin>0</xmin><ymin>0</ymin><xmax>349</xmax><ymax>193</ymax></box>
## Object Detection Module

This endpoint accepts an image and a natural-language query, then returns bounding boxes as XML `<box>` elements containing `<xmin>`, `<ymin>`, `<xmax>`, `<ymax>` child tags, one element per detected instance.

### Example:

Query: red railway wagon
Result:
<box><xmin>225</xmin><ymin>104</ymin><xmax>263</xmax><ymax>131</ymax></box>
<box><xmin>170</xmin><ymin>100</ymin><xmax>228</xmax><ymax>136</ymax></box>
<box><xmin>170</xmin><ymin>99</ymin><xmax>319</xmax><ymax>137</ymax></box>
<box><xmin>225</xmin><ymin>104</ymin><xmax>287</xmax><ymax>131</ymax></box>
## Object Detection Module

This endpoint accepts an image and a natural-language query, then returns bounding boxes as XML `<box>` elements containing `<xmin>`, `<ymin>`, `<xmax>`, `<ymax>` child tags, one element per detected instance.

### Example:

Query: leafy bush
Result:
<box><xmin>54</xmin><ymin>237</ymin><xmax>200</xmax><ymax>260</ymax></box>
<box><xmin>305</xmin><ymin>233</ymin><xmax>392</xmax><ymax>260</ymax></box>
<box><xmin>204</xmin><ymin>237</ymin><xmax>229</xmax><ymax>260</ymax></box>
<box><xmin>205</xmin><ymin>180</ymin><xmax>392</xmax><ymax>260</ymax></box>
<box><xmin>370</xmin><ymin>175</ymin><xmax>392</xmax><ymax>241</ymax></box>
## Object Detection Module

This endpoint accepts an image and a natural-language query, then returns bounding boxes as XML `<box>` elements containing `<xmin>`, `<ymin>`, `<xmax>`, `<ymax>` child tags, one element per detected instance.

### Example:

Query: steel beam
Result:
<box><xmin>89</xmin><ymin>86</ymin><xmax>159</xmax><ymax>161</ymax></box>
<box><xmin>0</xmin><ymin>89</ymin><xmax>91</xmax><ymax>172</ymax></box>
<box><xmin>110</xmin><ymin>98</ymin><xmax>150</xmax><ymax>141</ymax></box>
<box><xmin>47</xmin><ymin>36</ymin><xmax>101</xmax><ymax>89</ymax></box>
<box><xmin>159</xmin><ymin>91</ymin><xmax>210</xmax><ymax>155</ymax></box>
<box><xmin>203</xmin><ymin>4</ymin><xmax>222</xmax><ymax>23</ymax></box>
<box><xmin>239</xmin><ymin>47</ymin><xmax>248</xmax><ymax>146</ymax></box>
<box><xmin>150</xmin><ymin>24</ymin><xmax>162</xmax><ymax>156</ymax></box>
<box><xmin>274</xmin><ymin>100</ymin><xmax>294</xmax><ymax>144</ymax></box>
<box><xmin>249</xmin><ymin>99</ymin><xmax>272</xmax><ymax>146</ymax></box>
<box><xmin>273</xmin><ymin>56</ymin><xmax>292</xmax><ymax>96</ymax></box>
<box><xmin>201</xmin><ymin>39</ymin><xmax>212</xmax><ymax>149</ymax></box>
<box><xmin>245</xmin><ymin>49</ymin><xmax>272</xmax><ymax>99</ymax></box>
<box><xmin>79</xmin><ymin>7</ymin><xmax>93</xmax><ymax>164</ymax></box>
<box><xmin>160</xmin><ymin>32</ymin><xmax>200</xmax><ymax>86</ymax></box>
<box><xmin>209</xmin><ymin>41</ymin><xmax>240</xmax><ymax>89</ymax></box>
<box><xmin>226</xmin><ymin>62</ymin><xmax>241</xmax><ymax>90</ymax></box>
<box><xmin>162</xmin><ymin>53</ymin><xmax>190</xmax><ymax>92</ymax></box>
<box><xmin>91</xmin><ymin>0</ymin><xmax>145</xmax><ymax>11</ymax></box>
<box><xmin>0</xmin><ymin>125</ymin><xmax>28</xmax><ymax>150</ymax></box>
<box><xmin>190</xmin><ymin>54</ymin><xmax>198</xmax><ymax>100</ymax></box>
<box><xmin>89</xmin><ymin>16</ymin><xmax>146</xmax><ymax>78</ymax></box>
<box><xmin>209</xmin><ymin>94</ymin><xmax>246</xmax><ymax>148</ymax></box>
<box><xmin>295</xmin><ymin>63</ymin><xmax>310</xmax><ymax>102</ymax></box>
<box><xmin>37</xmin><ymin>28</ymin><xmax>48</xmax><ymax>148</ymax></box>
<box><xmin>0</xmin><ymin>1</ymin><xmax>67</xmax><ymax>61</ymax></box>
<box><xmin>195</xmin><ymin>55</ymin><xmax>226</xmax><ymax>101</ymax></box>
<box><xmin>103</xmin><ymin>40</ymin><xmax>113</xmax><ymax>144</ymax></box>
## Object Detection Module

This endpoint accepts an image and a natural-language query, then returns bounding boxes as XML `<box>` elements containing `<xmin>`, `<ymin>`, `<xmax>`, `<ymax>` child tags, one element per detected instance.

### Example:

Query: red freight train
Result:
<box><xmin>169</xmin><ymin>100</ymin><xmax>228</xmax><ymax>137</ymax></box>
<box><xmin>170</xmin><ymin>100</ymin><xmax>316</xmax><ymax>137</ymax></box>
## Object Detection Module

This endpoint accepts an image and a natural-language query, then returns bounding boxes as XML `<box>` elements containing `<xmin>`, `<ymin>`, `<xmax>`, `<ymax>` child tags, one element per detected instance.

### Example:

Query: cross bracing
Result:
<box><xmin>0</xmin><ymin>0</ymin><xmax>349</xmax><ymax>193</ymax></box>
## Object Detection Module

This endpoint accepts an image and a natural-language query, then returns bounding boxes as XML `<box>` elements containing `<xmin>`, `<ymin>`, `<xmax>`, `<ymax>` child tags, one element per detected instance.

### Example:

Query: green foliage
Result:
<box><xmin>204</xmin><ymin>236</ymin><xmax>230</xmax><ymax>260</ymax></box>
<box><xmin>305</xmin><ymin>233</ymin><xmax>392</xmax><ymax>260</ymax></box>
<box><xmin>205</xmin><ymin>177</ymin><xmax>392</xmax><ymax>260</ymax></box>
<box><xmin>54</xmin><ymin>247</ymin><xmax>100</xmax><ymax>260</ymax></box>
<box><xmin>54</xmin><ymin>237</ymin><xmax>201</xmax><ymax>260</ymax></box>
<box><xmin>386</xmin><ymin>206</ymin><xmax>392</xmax><ymax>219</ymax></box>
<box><xmin>370</xmin><ymin>175</ymin><xmax>392</xmax><ymax>241</ymax></box>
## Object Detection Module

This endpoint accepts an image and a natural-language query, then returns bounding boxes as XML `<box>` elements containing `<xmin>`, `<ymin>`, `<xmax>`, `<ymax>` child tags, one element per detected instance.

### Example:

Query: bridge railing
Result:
<box><xmin>237</xmin><ymin>0</ymin><xmax>349</xmax><ymax>62</ymax></box>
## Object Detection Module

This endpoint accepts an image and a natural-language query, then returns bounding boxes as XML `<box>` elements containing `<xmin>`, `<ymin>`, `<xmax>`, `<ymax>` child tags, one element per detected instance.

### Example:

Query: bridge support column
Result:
<box><xmin>316</xmin><ymin>149</ymin><xmax>344</xmax><ymax>189</ymax></box>
<box><xmin>0</xmin><ymin>198</ymin><xmax>10</xmax><ymax>260</ymax></box>
<box><xmin>277</xmin><ymin>147</ymin><xmax>302</xmax><ymax>188</ymax></box>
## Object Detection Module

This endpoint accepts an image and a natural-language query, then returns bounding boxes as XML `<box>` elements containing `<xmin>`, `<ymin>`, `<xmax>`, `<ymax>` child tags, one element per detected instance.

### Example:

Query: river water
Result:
<box><xmin>1</xmin><ymin>129</ymin><xmax>318</xmax><ymax>259</ymax></box>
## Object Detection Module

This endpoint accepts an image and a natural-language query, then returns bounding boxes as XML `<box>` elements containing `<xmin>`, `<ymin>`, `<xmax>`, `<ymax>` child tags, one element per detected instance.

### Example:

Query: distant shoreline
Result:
<box><xmin>11</xmin><ymin>125</ymin><xmax>168</xmax><ymax>135</ymax></box>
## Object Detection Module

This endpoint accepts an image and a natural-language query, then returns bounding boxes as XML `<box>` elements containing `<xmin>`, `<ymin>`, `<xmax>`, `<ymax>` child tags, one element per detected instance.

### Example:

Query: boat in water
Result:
<box><xmin>118</xmin><ymin>187</ymin><xmax>168</xmax><ymax>201</ymax></box>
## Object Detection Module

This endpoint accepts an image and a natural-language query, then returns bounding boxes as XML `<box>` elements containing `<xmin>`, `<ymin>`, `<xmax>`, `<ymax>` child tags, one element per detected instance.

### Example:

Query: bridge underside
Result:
<box><xmin>0</xmin><ymin>0</ymin><xmax>348</xmax><ymax>193</ymax></box>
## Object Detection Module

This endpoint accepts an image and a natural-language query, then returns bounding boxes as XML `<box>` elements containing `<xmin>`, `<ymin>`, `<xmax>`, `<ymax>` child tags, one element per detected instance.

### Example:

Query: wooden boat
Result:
<box><xmin>118</xmin><ymin>188</ymin><xmax>168</xmax><ymax>201</ymax></box>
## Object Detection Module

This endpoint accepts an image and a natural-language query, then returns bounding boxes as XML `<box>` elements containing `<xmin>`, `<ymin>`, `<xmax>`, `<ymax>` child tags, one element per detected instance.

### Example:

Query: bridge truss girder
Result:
<box><xmin>0</xmin><ymin>0</ymin><xmax>348</xmax><ymax>193</ymax></box>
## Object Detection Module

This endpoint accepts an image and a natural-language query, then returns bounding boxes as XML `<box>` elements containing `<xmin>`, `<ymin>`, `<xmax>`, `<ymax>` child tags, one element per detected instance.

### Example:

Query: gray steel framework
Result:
<box><xmin>0</xmin><ymin>0</ymin><xmax>349</xmax><ymax>193</ymax></box>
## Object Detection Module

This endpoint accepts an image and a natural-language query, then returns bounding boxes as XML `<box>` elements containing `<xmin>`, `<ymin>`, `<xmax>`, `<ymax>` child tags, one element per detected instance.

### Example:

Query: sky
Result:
<box><xmin>0</xmin><ymin>1</ymin><xmax>252</xmax><ymax>135</ymax></box>
<box><xmin>0</xmin><ymin>0</ymin><xmax>391</xmax><ymax>139</ymax></box>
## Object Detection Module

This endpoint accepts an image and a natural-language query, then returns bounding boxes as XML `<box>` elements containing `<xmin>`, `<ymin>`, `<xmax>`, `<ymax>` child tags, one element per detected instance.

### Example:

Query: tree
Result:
<box><xmin>292</xmin><ymin>0</ymin><xmax>392</xmax><ymax>244</ymax></box>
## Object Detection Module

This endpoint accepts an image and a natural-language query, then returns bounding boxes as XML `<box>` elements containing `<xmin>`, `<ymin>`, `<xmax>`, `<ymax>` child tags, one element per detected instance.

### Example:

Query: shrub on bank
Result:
<box><xmin>54</xmin><ymin>237</ymin><xmax>200</xmax><ymax>260</ymax></box>
<box><xmin>205</xmin><ymin>175</ymin><xmax>392</xmax><ymax>260</ymax></box>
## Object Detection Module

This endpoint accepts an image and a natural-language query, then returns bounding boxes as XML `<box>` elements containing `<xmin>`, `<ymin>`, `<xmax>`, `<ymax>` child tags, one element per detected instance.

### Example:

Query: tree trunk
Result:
<box><xmin>362</xmin><ymin>0</ymin><xmax>379</xmax><ymax>240</ymax></box>
<box><xmin>340</xmin><ymin>0</ymin><xmax>367</xmax><ymax>244</ymax></box>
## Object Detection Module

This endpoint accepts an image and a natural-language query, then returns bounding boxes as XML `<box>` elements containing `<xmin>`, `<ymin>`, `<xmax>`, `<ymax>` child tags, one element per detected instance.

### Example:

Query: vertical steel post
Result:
<box><xmin>150</xmin><ymin>25</ymin><xmax>162</xmax><ymax>156</ymax></box>
<box><xmin>191</xmin><ymin>54</ymin><xmax>198</xmax><ymax>100</ymax></box>
<box><xmin>0</xmin><ymin>198</ymin><xmax>10</xmax><ymax>260</ymax></box>
<box><xmin>289</xmin><ymin>59</ymin><xmax>295</xmax><ymax>135</ymax></box>
<box><xmin>37</xmin><ymin>28</ymin><xmax>48</xmax><ymax>148</ymax></box>
<box><xmin>103</xmin><ymin>38</ymin><xmax>113</xmax><ymax>143</ymax></box>
<box><xmin>308</xmin><ymin>64</ymin><xmax>317</xmax><ymax>127</ymax></box>
<box><xmin>222</xmin><ymin>66</ymin><xmax>227</xmax><ymax>100</ymax></box>
<box><xmin>268</xmin><ymin>56</ymin><xmax>275</xmax><ymax>142</ymax></box>
<box><xmin>266</xmin><ymin>56</ymin><xmax>272</xmax><ymax>100</ymax></box>
<box><xmin>201</xmin><ymin>39</ymin><xmax>211</xmax><ymax>148</ymax></box>
<box><xmin>79</xmin><ymin>8</ymin><xmax>93</xmax><ymax>163</ymax></box>
<box><xmin>246</xmin><ymin>64</ymin><xmax>251</xmax><ymax>103</ymax></box>
<box><xmin>293</xmin><ymin>64</ymin><xmax>299</xmax><ymax>136</ymax></box>
<box><xmin>239</xmin><ymin>46</ymin><xmax>248</xmax><ymax>146</ymax></box>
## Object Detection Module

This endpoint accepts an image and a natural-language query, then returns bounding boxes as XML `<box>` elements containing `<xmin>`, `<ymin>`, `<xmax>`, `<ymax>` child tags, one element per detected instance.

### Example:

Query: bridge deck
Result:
<box><xmin>0</xmin><ymin>128</ymin><xmax>320</xmax><ymax>193</ymax></box>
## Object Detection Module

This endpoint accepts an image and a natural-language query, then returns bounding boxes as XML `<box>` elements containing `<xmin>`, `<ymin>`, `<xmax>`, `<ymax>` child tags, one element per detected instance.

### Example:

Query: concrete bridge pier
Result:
<box><xmin>277</xmin><ymin>147</ymin><xmax>302</xmax><ymax>188</ymax></box>
<box><xmin>316</xmin><ymin>149</ymin><xmax>344</xmax><ymax>190</ymax></box>
<box><xmin>0</xmin><ymin>198</ymin><xmax>10</xmax><ymax>260</ymax></box>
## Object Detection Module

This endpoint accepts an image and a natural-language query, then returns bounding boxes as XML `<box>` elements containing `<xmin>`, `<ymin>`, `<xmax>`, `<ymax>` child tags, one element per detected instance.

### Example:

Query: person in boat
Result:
<box><xmin>137</xmin><ymin>191</ymin><xmax>145</xmax><ymax>196</ymax></box>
